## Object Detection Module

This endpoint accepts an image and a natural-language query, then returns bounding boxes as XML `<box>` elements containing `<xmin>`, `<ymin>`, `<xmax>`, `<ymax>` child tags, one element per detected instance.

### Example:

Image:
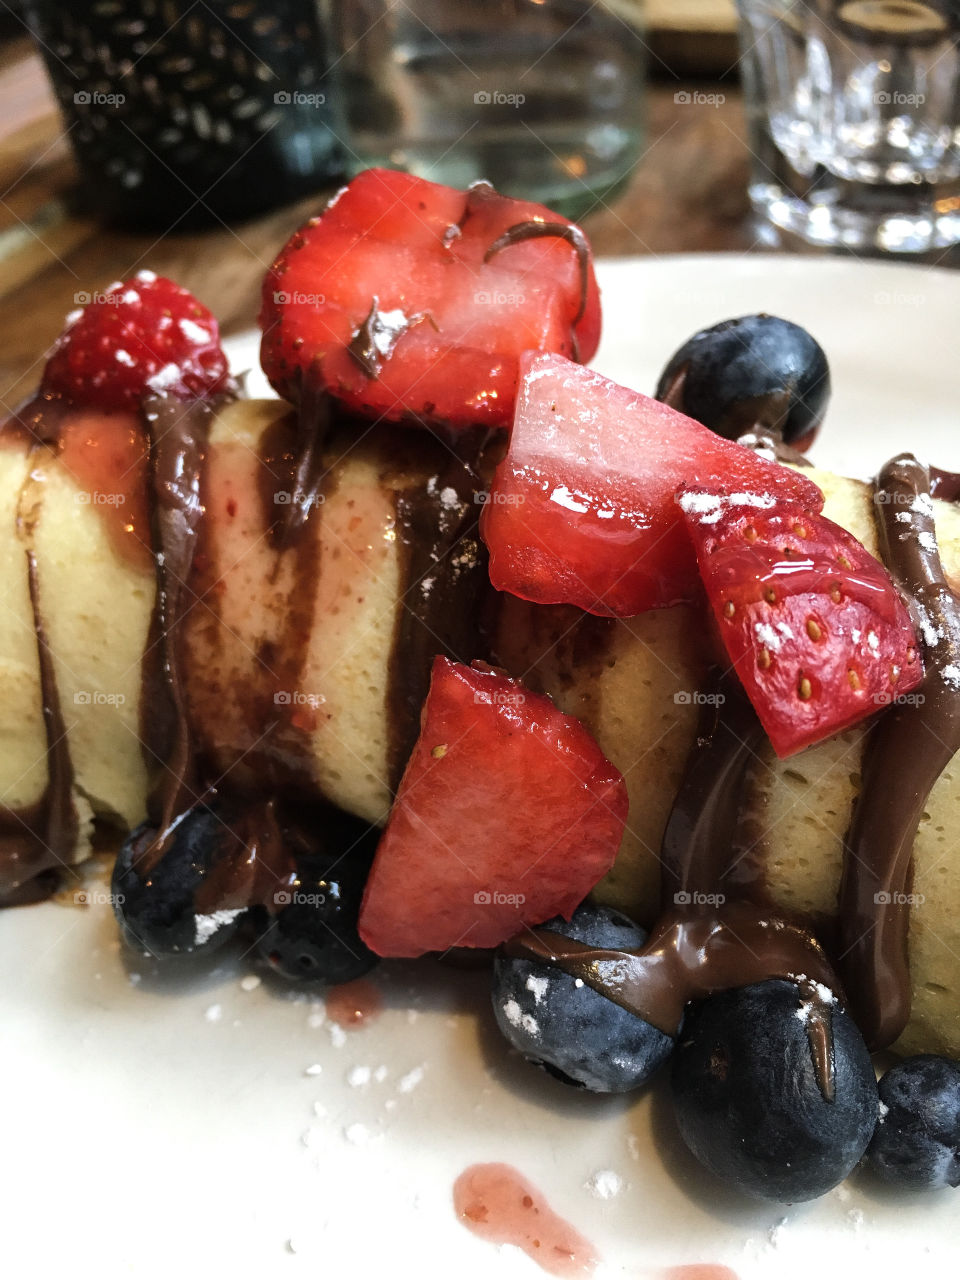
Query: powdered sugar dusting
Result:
<box><xmin>194</xmin><ymin>909</ymin><xmax>243</xmax><ymax>946</ymax></box>
<box><xmin>343</xmin><ymin>1122</ymin><xmax>373</xmax><ymax>1146</ymax></box>
<box><xmin>398</xmin><ymin>1065</ymin><xmax>425</xmax><ymax>1094</ymax></box>
<box><xmin>585</xmin><ymin>1169</ymin><xmax>623</xmax><ymax>1199</ymax></box>
<box><xmin>912</xmin><ymin>493</ymin><xmax>935</xmax><ymax>517</ymax></box>
<box><xmin>502</xmin><ymin>998</ymin><xmax>539</xmax><ymax>1037</ymax></box>
<box><xmin>678</xmin><ymin>490</ymin><xmax>778</xmax><ymax>525</ymax></box>
<box><xmin>146</xmin><ymin>361</ymin><xmax>183</xmax><ymax>391</ymax></box>
<box><xmin>525</xmin><ymin>974</ymin><xmax>549</xmax><ymax>1004</ymax></box>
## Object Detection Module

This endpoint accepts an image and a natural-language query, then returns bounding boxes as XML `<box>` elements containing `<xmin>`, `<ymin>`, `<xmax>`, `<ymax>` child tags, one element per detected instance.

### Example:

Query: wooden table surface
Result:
<box><xmin>0</xmin><ymin>37</ymin><xmax>949</xmax><ymax>411</ymax></box>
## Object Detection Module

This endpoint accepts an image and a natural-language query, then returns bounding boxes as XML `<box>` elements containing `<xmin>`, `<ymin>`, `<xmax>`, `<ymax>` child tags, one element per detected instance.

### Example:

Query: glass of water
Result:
<box><xmin>736</xmin><ymin>0</ymin><xmax>960</xmax><ymax>252</ymax></box>
<box><xmin>325</xmin><ymin>0</ymin><xmax>646</xmax><ymax>220</ymax></box>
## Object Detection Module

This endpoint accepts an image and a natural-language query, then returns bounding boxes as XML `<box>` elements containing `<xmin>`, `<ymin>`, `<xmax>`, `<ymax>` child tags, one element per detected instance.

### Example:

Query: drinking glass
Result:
<box><xmin>325</xmin><ymin>0</ymin><xmax>647</xmax><ymax>220</ymax></box>
<box><xmin>736</xmin><ymin>0</ymin><xmax>960</xmax><ymax>252</ymax></box>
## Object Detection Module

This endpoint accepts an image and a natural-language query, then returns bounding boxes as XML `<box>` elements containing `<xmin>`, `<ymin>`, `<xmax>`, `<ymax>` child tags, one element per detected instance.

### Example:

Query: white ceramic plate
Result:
<box><xmin>4</xmin><ymin>256</ymin><xmax>960</xmax><ymax>1280</ymax></box>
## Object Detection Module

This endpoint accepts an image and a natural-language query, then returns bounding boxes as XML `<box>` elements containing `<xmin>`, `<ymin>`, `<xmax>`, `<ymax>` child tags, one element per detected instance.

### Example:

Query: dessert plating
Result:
<box><xmin>2</xmin><ymin>170</ymin><xmax>959</xmax><ymax>1206</ymax></box>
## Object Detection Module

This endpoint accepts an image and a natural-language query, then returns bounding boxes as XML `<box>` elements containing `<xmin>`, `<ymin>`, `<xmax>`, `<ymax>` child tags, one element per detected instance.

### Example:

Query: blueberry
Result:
<box><xmin>867</xmin><ymin>1055</ymin><xmax>960</xmax><ymax>1189</ymax></box>
<box><xmin>491</xmin><ymin>901</ymin><xmax>675</xmax><ymax>1093</ymax></box>
<box><xmin>671</xmin><ymin>979</ymin><xmax>877</xmax><ymax>1202</ymax></box>
<box><xmin>112</xmin><ymin>807</ymin><xmax>246</xmax><ymax>956</ymax></box>
<box><xmin>254</xmin><ymin>808</ymin><xmax>379</xmax><ymax>985</ymax></box>
<box><xmin>655</xmin><ymin>314</ymin><xmax>830</xmax><ymax>448</ymax></box>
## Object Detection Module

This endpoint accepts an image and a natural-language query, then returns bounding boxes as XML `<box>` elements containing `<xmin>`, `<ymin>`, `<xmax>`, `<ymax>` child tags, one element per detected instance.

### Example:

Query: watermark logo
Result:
<box><xmin>875</xmin><ymin>91</ymin><xmax>925</xmax><ymax>106</ymax></box>
<box><xmin>74</xmin><ymin>690</ymin><xmax>126</xmax><ymax>706</ymax></box>
<box><xmin>674</xmin><ymin>89</ymin><xmax>725</xmax><ymax>108</ymax></box>
<box><xmin>875</xmin><ymin>488</ymin><xmax>929</xmax><ymax>505</ymax></box>
<box><xmin>474</xmin><ymin>689</ymin><xmax>525</xmax><ymax>707</ymax></box>
<box><xmin>274</xmin><ymin>490</ymin><xmax>325</xmax><ymax>507</ymax></box>
<box><xmin>874</xmin><ymin>289</ymin><xmax>926</xmax><ymax>308</ymax></box>
<box><xmin>75</xmin><ymin>490</ymin><xmax>126</xmax><ymax>507</ymax></box>
<box><xmin>274</xmin><ymin>690</ymin><xmax>324</xmax><ymax>708</ymax></box>
<box><xmin>474</xmin><ymin>89</ymin><xmax>525</xmax><ymax>107</ymax></box>
<box><xmin>874</xmin><ymin>890</ymin><xmax>925</xmax><ymax>906</ymax></box>
<box><xmin>74</xmin><ymin>889</ymin><xmax>125</xmax><ymax>906</ymax></box>
<box><xmin>474</xmin><ymin>490</ymin><xmax>525</xmax><ymax>506</ymax></box>
<box><xmin>274</xmin><ymin>90</ymin><xmax>326</xmax><ymax>107</ymax></box>
<box><xmin>674</xmin><ymin>690</ymin><xmax>726</xmax><ymax>706</ymax></box>
<box><xmin>873</xmin><ymin>690</ymin><xmax>925</xmax><ymax>707</ymax></box>
<box><xmin>272</xmin><ymin>289</ymin><xmax>326</xmax><ymax>306</ymax></box>
<box><xmin>674</xmin><ymin>890</ymin><xmax>726</xmax><ymax>907</ymax></box>
<box><xmin>273</xmin><ymin>889</ymin><xmax>326</xmax><ymax>907</ymax></box>
<box><xmin>74</xmin><ymin>290</ymin><xmax>131</xmax><ymax>306</ymax></box>
<box><xmin>474</xmin><ymin>889</ymin><xmax>526</xmax><ymax>906</ymax></box>
<box><xmin>475</xmin><ymin>289</ymin><xmax>526</xmax><ymax>306</ymax></box>
<box><xmin>74</xmin><ymin>90</ymin><xmax>125</xmax><ymax>107</ymax></box>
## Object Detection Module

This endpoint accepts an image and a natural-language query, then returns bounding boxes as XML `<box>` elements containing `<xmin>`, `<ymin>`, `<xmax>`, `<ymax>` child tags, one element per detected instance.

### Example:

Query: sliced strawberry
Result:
<box><xmin>41</xmin><ymin>271</ymin><xmax>229</xmax><ymax>411</ymax></box>
<box><xmin>481</xmin><ymin>352</ymin><xmax>824</xmax><ymax>616</ymax></box>
<box><xmin>259</xmin><ymin>168</ymin><xmax>600</xmax><ymax>431</ymax></box>
<box><xmin>679</xmin><ymin>491</ymin><xmax>923</xmax><ymax>756</ymax></box>
<box><xmin>358</xmin><ymin>658</ymin><xmax>627</xmax><ymax>958</ymax></box>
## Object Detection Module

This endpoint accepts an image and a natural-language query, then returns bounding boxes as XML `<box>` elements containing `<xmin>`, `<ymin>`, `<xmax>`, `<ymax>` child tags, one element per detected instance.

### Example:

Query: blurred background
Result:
<box><xmin>0</xmin><ymin>0</ymin><xmax>957</xmax><ymax>407</ymax></box>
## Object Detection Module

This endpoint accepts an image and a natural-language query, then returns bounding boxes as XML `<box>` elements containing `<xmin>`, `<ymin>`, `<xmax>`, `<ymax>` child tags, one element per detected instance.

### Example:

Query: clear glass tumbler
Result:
<box><xmin>326</xmin><ymin>0</ymin><xmax>646</xmax><ymax>220</ymax></box>
<box><xmin>736</xmin><ymin>0</ymin><xmax>960</xmax><ymax>252</ymax></box>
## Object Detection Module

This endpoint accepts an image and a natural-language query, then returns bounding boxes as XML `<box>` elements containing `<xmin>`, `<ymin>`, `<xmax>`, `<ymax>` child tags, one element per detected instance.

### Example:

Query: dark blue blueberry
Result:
<box><xmin>491</xmin><ymin>901</ymin><xmax>675</xmax><ymax>1093</ymax></box>
<box><xmin>867</xmin><ymin>1055</ymin><xmax>960</xmax><ymax>1189</ymax></box>
<box><xmin>655</xmin><ymin>314</ymin><xmax>830</xmax><ymax>448</ymax></box>
<box><xmin>254</xmin><ymin>809</ymin><xmax>379</xmax><ymax>985</ymax></box>
<box><xmin>112</xmin><ymin>807</ymin><xmax>246</xmax><ymax>957</ymax></box>
<box><xmin>671</xmin><ymin>979</ymin><xmax>877</xmax><ymax>1202</ymax></box>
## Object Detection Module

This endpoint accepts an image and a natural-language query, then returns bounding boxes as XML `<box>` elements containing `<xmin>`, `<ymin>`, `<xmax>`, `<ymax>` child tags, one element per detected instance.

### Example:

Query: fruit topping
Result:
<box><xmin>358</xmin><ymin>658</ymin><xmax>627</xmax><ymax>958</ymax></box>
<box><xmin>492</xmin><ymin>901</ymin><xmax>674</xmax><ymax>1093</ymax></box>
<box><xmin>42</xmin><ymin>271</ymin><xmax>229</xmax><ymax>411</ymax></box>
<box><xmin>672</xmin><ymin>979</ymin><xmax>878</xmax><ymax>1202</ymax></box>
<box><xmin>481</xmin><ymin>351</ymin><xmax>824</xmax><ymax>616</ymax></box>
<box><xmin>253</xmin><ymin>810</ymin><xmax>379</xmax><ymax>985</ymax></box>
<box><xmin>259</xmin><ymin>168</ymin><xmax>600</xmax><ymax>430</ymax></box>
<box><xmin>655</xmin><ymin>314</ymin><xmax>830</xmax><ymax>452</ymax></box>
<box><xmin>868</xmin><ymin>1055</ymin><xmax>960</xmax><ymax>1189</ymax></box>
<box><xmin>679</xmin><ymin>490</ymin><xmax>923</xmax><ymax>755</ymax></box>
<box><xmin>113</xmin><ymin>808</ymin><xmax>248</xmax><ymax>957</ymax></box>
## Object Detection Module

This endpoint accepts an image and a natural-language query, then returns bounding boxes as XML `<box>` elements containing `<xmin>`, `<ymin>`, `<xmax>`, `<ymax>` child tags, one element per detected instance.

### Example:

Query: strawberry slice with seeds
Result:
<box><xmin>259</xmin><ymin>168</ymin><xmax>600</xmax><ymax>431</ymax></box>
<box><xmin>358</xmin><ymin>658</ymin><xmax>627</xmax><ymax>958</ymax></box>
<box><xmin>678</xmin><ymin>490</ymin><xmax>923</xmax><ymax>756</ymax></box>
<box><xmin>481</xmin><ymin>352</ymin><xmax>825</xmax><ymax>616</ymax></box>
<box><xmin>42</xmin><ymin>271</ymin><xmax>229</xmax><ymax>411</ymax></box>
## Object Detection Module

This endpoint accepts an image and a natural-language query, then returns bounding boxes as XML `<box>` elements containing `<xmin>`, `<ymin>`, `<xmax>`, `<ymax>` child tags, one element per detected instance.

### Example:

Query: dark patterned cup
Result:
<box><xmin>26</xmin><ymin>0</ymin><xmax>346</xmax><ymax>229</ymax></box>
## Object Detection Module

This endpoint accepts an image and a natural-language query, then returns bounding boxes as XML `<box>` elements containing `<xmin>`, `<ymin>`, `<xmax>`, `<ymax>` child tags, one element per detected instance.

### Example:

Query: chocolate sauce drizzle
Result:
<box><xmin>384</xmin><ymin>435</ymin><xmax>494</xmax><ymax>787</ymax></box>
<box><xmin>136</xmin><ymin>384</ymin><xmax>330</xmax><ymax>898</ymax></box>
<box><xmin>837</xmin><ymin>454</ymin><xmax>960</xmax><ymax>1048</ymax></box>
<box><xmin>273</xmin><ymin>374</ymin><xmax>330</xmax><ymax>549</ymax></box>
<box><xmin>250</xmin><ymin>397</ymin><xmax>334</xmax><ymax>791</ymax></box>
<box><xmin>507</xmin><ymin>672</ymin><xmax>841</xmax><ymax>1099</ymax></box>
<box><xmin>347</xmin><ymin>298</ymin><xmax>429</xmax><ymax>380</ymax></box>
<box><xmin>734</xmin><ymin>426</ymin><xmax>814</xmax><ymax>469</ymax></box>
<box><xmin>137</xmin><ymin>393</ymin><xmax>217</xmax><ymax>865</ymax></box>
<box><xmin>483</xmin><ymin>220</ymin><xmax>591</xmax><ymax>330</ymax></box>
<box><xmin>658</xmin><ymin>675</ymin><xmax>767</xmax><ymax>911</ymax></box>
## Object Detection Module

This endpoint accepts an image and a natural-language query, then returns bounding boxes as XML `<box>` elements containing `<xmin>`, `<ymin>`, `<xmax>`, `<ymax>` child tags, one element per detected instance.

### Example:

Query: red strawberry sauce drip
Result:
<box><xmin>454</xmin><ymin>1163</ymin><xmax>599</xmax><ymax>1277</ymax></box>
